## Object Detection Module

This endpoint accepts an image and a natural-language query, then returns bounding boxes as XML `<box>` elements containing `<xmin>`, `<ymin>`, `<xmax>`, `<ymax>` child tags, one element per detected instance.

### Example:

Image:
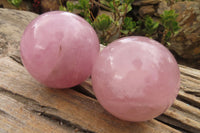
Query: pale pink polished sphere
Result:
<box><xmin>92</xmin><ymin>36</ymin><xmax>180</xmax><ymax>121</ymax></box>
<box><xmin>20</xmin><ymin>11</ymin><xmax>99</xmax><ymax>88</ymax></box>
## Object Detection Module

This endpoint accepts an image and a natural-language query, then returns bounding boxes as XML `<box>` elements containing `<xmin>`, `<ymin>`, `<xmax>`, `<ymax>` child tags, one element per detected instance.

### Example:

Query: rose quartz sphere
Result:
<box><xmin>20</xmin><ymin>11</ymin><xmax>99</xmax><ymax>88</ymax></box>
<box><xmin>92</xmin><ymin>36</ymin><xmax>180</xmax><ymax>122</ymax></box>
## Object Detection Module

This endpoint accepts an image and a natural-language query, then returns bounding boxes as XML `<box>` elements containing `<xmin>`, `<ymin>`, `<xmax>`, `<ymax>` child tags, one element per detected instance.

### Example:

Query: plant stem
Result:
<box><xmin>89</xmin><ymin>10</ymin><xmax>95</xmax><ymax>20</ymax></box>
<box><xmin>119</xmin><ymin>3</ymin><xmax>128</xmax><ymax>37</ymax></box>
<box><xmin>90</xmin><ymin>0</ymin><xmax>112</xmax><ymax>11</ymax></box>
<box><xmin>113</xmin><ymin>1</ymin><xmax>120</xmax><ymax>20</ymax></box>
<box><xmin>59</xmin><ymin>0</ymin><xmax>62</xmax><ymax>6</ymax></box>
<box><xmin>102</xmin><ymin>30</ymin><xmax>106</xmax><ymax>39</ymax></box>
<box><xmin>161</xmin><ymin>29</ymin><xmax>167</xmax><ymax>45</ymax></box>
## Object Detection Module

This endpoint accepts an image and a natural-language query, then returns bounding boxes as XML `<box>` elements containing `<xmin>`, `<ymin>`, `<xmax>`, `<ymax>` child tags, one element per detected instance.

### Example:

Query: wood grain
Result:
<box><xmin>0</xmin><ymin>57</ymin><xmax>181</xmax><ymax>133</ymax></box>
<box><xmin>0</xmin><ymin>94</ymin><xmax>76</xmax><ymax>133</ymax></box>
<box><xmin>80</xmin><ymin>66</ymin><xmax>200</xmax><ymax>133</ymax></box>
<box><xmin>179</xmin><ymin>65</ymin><xmax>200</xmax><ymax>97</ymax></box>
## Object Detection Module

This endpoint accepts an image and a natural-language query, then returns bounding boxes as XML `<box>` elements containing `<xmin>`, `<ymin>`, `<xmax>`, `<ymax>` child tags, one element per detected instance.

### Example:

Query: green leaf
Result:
<box><xmin>144</xmin><ymin>16</ymin><xmax>159</xmax><ymax>35</ymax></box>
<box><xmin>85</xmin><ymin>17</ymin><xmax>92</xmax><ymax>24</ymax></box>
<box><xmin>72</xmin><ymin>0</ymin><xmax>91</xmax><ymax>19</ymax></box>
<box><xmin>165</xmin><ymin>31</ymin><xmax>172</xmax><ymax>41</ymax></box>
<box><xmin>121</xmin><ymin>17</ymin><xmax>136</xmax><ymax>34</ymax></box>
<box><xmin>127</xmin><ymin>4</ymin><xmax>132</xmax><ymax>12</ymax></box>
<box><xmin>118</xmin><ymin>5</ymin><xmax>124</xmax><ymax>12</ymax></box>
<box><xmin>152</xmin><ymin>22</ymin><xmax>159</xmax><ymax>29</ymax></box>
<box><xmin>94</xmin><ymin>14</ymin><xmax>113</xmax><ymax>31</ymax></box>
<box><xmin>7</xmin><ymin>0</ymin><xmax>22</xmax><ymax>7</ymax></box>
<box><xmin>161</xmin><ymin>10</ymin><xmax>180</xmax><ymax>33</ymax></box>
<box><xmin>113</xmin><ymin>0</ymin><xmax>120</xmax><ymax>6</ymax></box>
<box><xmin>118</xmin><ymin>3</ymin><xmax>132</xmax><ymax>15</ymax></box>
<box><xmin>66</xmin><ymin>1</ymin><xmax>74</xmax><ymax>12</ymax></box>
<box><xmin>122</xmin><ymin>17</ymin><xmax>136</xmax><ymax>30</ymax></box>
<box><xmin>124</xmin><ymin>0</ymin><xmax>135</xmax><ymax>4</ymax></box>
<box><xmin>115</xmin><ymin>21</ymin><xmax>120</xmax><ymax>26</ymax></box>
<box><xmin>172</xmin><ymin>21</ymin><xmax>180</xmax><ymax>32</ymax></box>
<box><xmin>130</xmin><ymin>28</ymin><xmax>135</xmax><ymax>32</ymax></box>
<box><xmin>100</xmin><ymin>0</ymin><xmax>110</xmax><ymax>7</ymax></box>
<box><xmin>79</xmin><ymin>12</ymin><xmax>84</xmax><ymax>16</ymax></box>
<box><xmin>167</xmin><ymin>42</ymin><xmax>171</xmax><ymax>46</ymax></box>
<box><xmin>109</xmin><ymin>0</ymin><xmax>120</xmax><ymax>12</ymax></box>
<box><xmin>80</xmin><ymin>0</ymin><xmax>90</xmax><ymax>9</ymax></box>
<box><xmin>108</xmin><ymin>2</ymin><xmax>115</xmax><ymax>11</ymax></box>
<box><xmin>120</xmin><ymin>30</ymin><xmax>129</xmax><ymax>35</ymax></box>
<box><xmin>105</xmin><ymin>0</ymin><xmax>112</xmax><ymax>2</ymax></box>
<box><xmin>75</xmin><ymin>0</ymin><xmax>90</xmax><ymax>10</ymax></box>
<box><xmin>59</xmin><ymin>5</ymin><xmax>67</xmax><ymax>11</ymax></box>
<box><xmin>118</xmin><ymin>4</ymin><xmax>125</xmax><ymax>15</ymax></box>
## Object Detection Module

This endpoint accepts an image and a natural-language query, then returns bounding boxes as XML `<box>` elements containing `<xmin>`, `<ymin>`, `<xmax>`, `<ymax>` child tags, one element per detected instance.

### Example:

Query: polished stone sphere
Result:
<box><xmin>20</xmin><ymin>11</ymin><xmax>99</xmax><ymax>88</ymax></box>
<box><xmin>92</xmin><ymin>36</ymin><xmax>180</xmax><ymax>121</ymax></box>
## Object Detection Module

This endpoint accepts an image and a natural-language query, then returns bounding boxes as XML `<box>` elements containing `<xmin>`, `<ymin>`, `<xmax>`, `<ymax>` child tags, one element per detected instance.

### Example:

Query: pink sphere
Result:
<box><xmin>92</xmin><ymin>36</ymin><xmax>180</xmax><ymax>121</ymax></box>
<box><xmin>20</xmin><ymin>11</ymin><xmax>99</xmax><ymax>88</ymax></box>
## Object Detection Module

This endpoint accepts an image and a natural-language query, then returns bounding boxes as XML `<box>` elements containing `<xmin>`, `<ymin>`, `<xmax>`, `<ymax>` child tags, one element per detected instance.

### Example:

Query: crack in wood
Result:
<box><xmin>177</xmin><ymin>95</ymin><xmax>200</xmax><ymax>109</ymax></box>
<box><xmin>0</xmin><ymin>87</ymin><xmax>95</xmax><ymax>133</ymax></box>
<box><xmin>156</xmin><ymin>114</ymin><xmax>200</xmax><ymax>133</ymax></box>
<box><xmin>9</xmin><ymin>55</ymin><xmax>23</xmax><ymax>66</ymax></box>
<box><xmin>180</xmin><ymin>70</ymin><xmax>200</xmax><ymax>80</ymax></box>
<box><xmin>156</xmin><ymin>117</ymin><xmax>193</xmax><ymax>133</ymax></box>
<box><xmin>183</xmin><ymin>91</ymin><xmax>200</xmax><ymax>97</ymax></box>
<box><xmin>0</xmin><ymin>109</ymin><xmax>23</xmax><ymax>124</ymax></box>
<box><xmin>162</xmin><ymin>110</ymin><xmax>200</xmax><ymax>133</ymax></box>
<box><xmin>72</xmin><ymin>85</ymin><xmax>96</xmax><ymax>99</ymax></box>
<box><xmin>32</xmin><ymin>110</ymin><xmax>95</xmax><ymax>133</ymax></box>
<box><xmin>0</xmin><ymin>86</ymin><xmax>57</xmax><ymax>112</ymax></box>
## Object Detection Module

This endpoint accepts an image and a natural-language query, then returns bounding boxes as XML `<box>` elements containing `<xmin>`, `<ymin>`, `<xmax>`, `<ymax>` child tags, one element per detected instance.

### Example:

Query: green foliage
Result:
<box><xmin>64</xmin><ymin>0</ymin><xmax>136</xmax><ymax>44</ymax></box>
<box><xmin>60</xmin><ymin>1</ymin><xmax>180</xmax><ymax>45</ymax></box>
<box><xmin>7</xmin><ymin>0</ymin><xmax>181</xmax><ymax>46</ymax></box>
<box><xmin>121</xmin><ymin>17</ymin><xmax>136</xmax><ymax>35</ymax></box>
<box><xmin>7</xmin><ymin>0</ymin><xmax>22</xmax><ymax>7</ymax></box>
<box><xmin>143</xmin><ymin>16</ymin><xmax>159</xmax><ymax>36</ymax></box>
<box><xmin>161</xmin><ymin>10</ymin><xmax>180</xmax><ymax>32</ymax></box>
<box><xmin>66</xmin><ymin>0</ymin><xmax>92</xmax><ymax>24</ymax></box>
<box><xmin>59</xmin><ymin>5</ymin><xmax>67</xmax><ymax>11</ymax></box>
<box><xmin>75</xmin><ymin>0</ymin><xmax>92</xmax><ymax>23</ymax></box>
<box><xmin>94</xmin><ymin>14</ymin><xmax>113</xmax><ymax>31</ymax></box>
<box><xmin>161</xmin><ymin>10</ymin><xmax>180</xmax><ymax>42</ymax></box>
<box><xmin>75</xmin><ymin>0</ymin><xmax>90</xmax><ymax>10</ymax></box>
<box><xmin>124</xmin><ymin>0</ymin><xmax>135</xmax><ymax>4</ymax></box>
<box><xmin>66</xmin><ymin>1</ymin><xmax>74</xmax><ymax>12</ymax></box>
<box><xmin>176</xmin><ymin>0</ymin><xmax>193</xmax><ymax>1</ymax></box>
<box><xmin>165</xmin><ymin>31</ymin><xmax>172</xmax><ymax>41</ymax></box>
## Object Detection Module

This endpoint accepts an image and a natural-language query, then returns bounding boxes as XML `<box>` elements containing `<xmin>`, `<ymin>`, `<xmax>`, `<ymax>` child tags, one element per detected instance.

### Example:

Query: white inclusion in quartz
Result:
<box><xmin>114</xmin><ymin>74</ymin><xmax>123</xmax><ymax>80</ymax></box>
<box><xmin>35</xmin><ymin>44</ymin><xmax>45</xmax><ymax>50</ymax></box>
<box><xmin>108</xmin><ymin>56</ymin><xmax>114</xmax><ymax>66</ymax></box>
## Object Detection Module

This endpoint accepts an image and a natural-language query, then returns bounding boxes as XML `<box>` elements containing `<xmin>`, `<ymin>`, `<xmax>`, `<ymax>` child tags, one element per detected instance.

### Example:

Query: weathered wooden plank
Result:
<box><xmin>0</xmin><ymin>8</ymin><xmax>38</xmax><ymax>59</ymax></box>
<box><xmin>80</xmin><ymin>79</ymin><xmax>95</xmax><ymax>97</ymax></box>
<box><xmin>0</xmin><ymin>94</ymin><xmax>76</xmax><ymax>133</ymax></box>
<box><xmin>178</xmin><ymin>90</ymin><xmax>200</xmax><ymax>108</ymax></box>
<box><xmin>80</xmin><ymin>66</ymin><xmax>200</xmax><ymax>133</ymax></box>
<box><xmin>172</xmin><ymin>100</ymin><xmax>200</xmax><ymax>122</ymax></box>
<box><xmin>179</xmin><ymin>65</ymin><xmax>200</xmax><ymax>79</ymax></box>
<box><xmin>0</xmin><ymin>57</ymin><xmax>180</xmax><ymax>133</ymax></box>
<box><xmin>80</xmin><ymin>75</ymin><xmax>200</xmax><ymax>109</ymax></box>
<box><xmin>156</xmin><ymin>65</ymin><xmax>200</xmax><ymax>133</ymax></box>
<box><xmin>179</xmin><ymin>65</ymin><xmax>200</xmax><ymax>97</ymax></box>
<box><xmin>157</xmin><ymin>100</ymin><xmax>200</xmax><ymax>133</ymax></box>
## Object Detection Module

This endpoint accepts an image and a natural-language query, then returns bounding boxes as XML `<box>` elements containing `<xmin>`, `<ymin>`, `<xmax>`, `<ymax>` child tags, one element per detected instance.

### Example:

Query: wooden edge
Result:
<box><xmin>79</xmin><ymin>67</ymin><xmax>200</xmax><ymax>133</ymax></box>
<box><xmin>0</xmin><ymin>93</ymin><xmax>76</xmax><ymax>133</ymax></box>
<box><xmin>0</xmin><ymin>57</ymin><xmax>180</xmax><ymax>133</ymax></box>
<box><xmin>178</xmin><ymin>90</ymin><xmax>200</xmax><ymax>108</ymax></box>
